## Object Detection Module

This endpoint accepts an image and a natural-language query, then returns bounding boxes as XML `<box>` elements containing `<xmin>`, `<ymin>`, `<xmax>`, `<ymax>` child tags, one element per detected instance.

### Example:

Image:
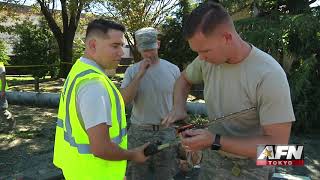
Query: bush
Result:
<box><xmin>289</xmin><ymin>56</ymin><xmax>320</xmax><ymax>133</ymax></box>
<box><xmin>236</xmin><ymin>12</ymin><xmax>320</xmax><ymax>133</ymax></box>
<box><xmin>12</xmin><ymin>19</ymin><xmax>59</xmax><ymax>79</ymax></box>
<box><xmin>72</xmin><ymin>37</ymin><xmax>85</xmax><ymax>63</ymax></box>
<box><xmin>235</xmin><ymin>17</ymin><xmax>282</xmax><ymax>61</ymax></box>
<box><xmin>159</xmin><ymin>0</ymin><xmax>197</xmax><ymax>70</ymax></box>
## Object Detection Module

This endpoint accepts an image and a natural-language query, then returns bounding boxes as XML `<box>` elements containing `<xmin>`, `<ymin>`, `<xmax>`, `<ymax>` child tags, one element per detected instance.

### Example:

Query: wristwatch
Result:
<box><xmin>211</xmin><ymin>134</ymin><xmax>221</xmax><ymax>150</ymax></box>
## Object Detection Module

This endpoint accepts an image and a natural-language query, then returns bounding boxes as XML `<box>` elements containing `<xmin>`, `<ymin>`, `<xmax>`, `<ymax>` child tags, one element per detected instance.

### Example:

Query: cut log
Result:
<box><xmin>6</xmin><ymin>91</ymin><xmax>60</xmax><ymax>108</ymax></box>
<box><xmin>6</xmin><ymin>91</ymin><xmax>208</xmax><ymax>116</ymax></box>
<box><xmin>186</xmin><ymin>101</ymin><xmax>207</xmax><ymax>116</ymax></box>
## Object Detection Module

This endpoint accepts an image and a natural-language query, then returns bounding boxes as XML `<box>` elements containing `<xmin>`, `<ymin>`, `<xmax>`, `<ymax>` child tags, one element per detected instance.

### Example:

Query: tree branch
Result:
<box><xmin>101</xmin><ymin>2</ymin><xmax>118</xmax><ymax>18</ymax></box>
<box><xmin>51</xmin><ymin>0</ymin><xmax>55</xmax><ymax>14</ymax></box>
<box><xmin>308</xmin><ymin>0</ymin><xmax>317</xmax><ymax>5</ymax></box>
<box><xmin>60</xmin><ymin>0</ymin><xmax>69</xmax><ymax>34</ymax></box>
<box><xmin>69</xmin><ymin>0</ymin><xmax>83</xmax><ymax>36</ymax></box>
<box><xmin>75</xmin><ymin>0</ymin><xmax>83</xmax><ymax>26</ymax></box>
<box><xmin>36</xmin><ymin>0</ymin><xmax>63</xmax><ymax>43</ymax></box>
<box><xmin>150</xmin><ymin>0</ymin><xmax>178</xmax><ymax>24</ymax></box>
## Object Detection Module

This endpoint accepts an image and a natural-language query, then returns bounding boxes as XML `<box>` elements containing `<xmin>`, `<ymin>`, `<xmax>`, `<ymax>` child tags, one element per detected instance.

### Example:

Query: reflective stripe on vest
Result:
<box><xmin>61</xmin><ymin>76</ymin><xmax>70</xmax><ymax>101</ymax></box>
<box><xmin>104</xmin><ymin>79</ymin><xmax>123</xmax><ymax>138</ymax></box>
<box><xmin>56</xmin><ymin>69</ymin><xmax>127</xmax><ymax>154</ymax></box>
<box><xmin>56</xmin><ymin>118</ymin><xmax>127</xmax><ymax>145</ymax></box>
<box><xmin>0</xmin><ymin>62</ymin><xmax>8</xmax><ymax>90</ymax></box>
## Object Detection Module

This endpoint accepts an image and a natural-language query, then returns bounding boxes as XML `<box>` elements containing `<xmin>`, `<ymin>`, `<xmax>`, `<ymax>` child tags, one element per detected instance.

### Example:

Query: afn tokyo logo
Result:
<box><xmin>256</xmin><ymin>145</ymin><xmax>304</xmax><ymax>166</ymax></box>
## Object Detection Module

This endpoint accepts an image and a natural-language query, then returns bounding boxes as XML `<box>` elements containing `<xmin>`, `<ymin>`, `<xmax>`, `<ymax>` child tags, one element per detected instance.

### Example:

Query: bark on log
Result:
<box><xmin>186</xmin><ymin>101</ymin><xmax>207</xmax><ymax>116</ymax></box>
<box><xmin>7</xmin><ymin>91</ymin><xmax>60</xmax><ymax>108</ymax></box>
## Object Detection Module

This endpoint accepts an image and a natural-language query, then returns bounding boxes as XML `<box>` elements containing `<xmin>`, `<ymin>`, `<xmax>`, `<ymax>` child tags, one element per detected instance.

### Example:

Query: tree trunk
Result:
<box><xmin>37</xmin><ymin>0</ymin><xmax>80</xmax><ymax>78</ymax></box>
<box><xmin>6</xmin><ymin>91</ymin><xmax>60</xmax><ymax>108</ymax></box>
<box><xmin>34</xmin><ymin>77</ymin><xmax>40</xmax><ymax>92</ymax></box>
<box><xmin>58</xmin><ymin>34</ymin><xmax>74</xmax><ymax>78</ymax></box>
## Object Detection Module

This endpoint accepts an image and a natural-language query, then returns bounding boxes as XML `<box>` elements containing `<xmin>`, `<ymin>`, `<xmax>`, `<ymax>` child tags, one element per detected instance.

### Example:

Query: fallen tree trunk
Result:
<box><xmin>7</xmin><ymin>91</ymin><xmax>60</xmax><ymax>108</ymax></box>
<box><xmin>186</xmin><ymin>101</ymin><xmax>207</xmax><ymax>116</ymax></box>
<box><xmin>6</xmin><ymin>91</ymin><xmax>208</xmax><ymax>115</ymax></box>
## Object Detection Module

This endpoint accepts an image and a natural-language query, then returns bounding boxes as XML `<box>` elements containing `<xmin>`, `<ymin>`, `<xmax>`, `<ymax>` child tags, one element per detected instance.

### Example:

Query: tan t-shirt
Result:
<box><xmin>121</xmin><ymin>59</ymin><xmax>180</xmax><ymax>125</ymax></box>
<box><xmin>186</xmin><ymin>45</ymin><xmax>295</xmax><ymax>137</ymax></box>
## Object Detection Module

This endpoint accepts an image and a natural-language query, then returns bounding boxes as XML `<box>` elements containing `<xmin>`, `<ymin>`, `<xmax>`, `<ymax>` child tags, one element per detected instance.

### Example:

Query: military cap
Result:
<box><xmin>135</xmin><ymin>27</ymin><xmax>158</xmax><ymax>51</ymax></box>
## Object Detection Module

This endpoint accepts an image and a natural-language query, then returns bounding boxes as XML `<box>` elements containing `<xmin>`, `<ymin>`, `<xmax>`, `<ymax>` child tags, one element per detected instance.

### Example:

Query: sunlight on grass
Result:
<box><xmin>7</xmin><ymin>75</ymin><xmax>52</xmax><ymax>81</ymax></box>
<box><xmin>7</xmin><ymin>75</ymin><xmax>34</xmax><ymax>81</ymax></box>
<box><xmin>115</xmin><ymin>73</ymin><xmax>124</xmax><ymax>78</ymax></box>
<box><xmin>0</xmin><ymin>134</ymin><xmax>15</xmax><ymax>140</ymax></box>
<box><xmin>29</xmin><ymin>144</ymin><xmax>41</xmax><ymax>151</ymax></box>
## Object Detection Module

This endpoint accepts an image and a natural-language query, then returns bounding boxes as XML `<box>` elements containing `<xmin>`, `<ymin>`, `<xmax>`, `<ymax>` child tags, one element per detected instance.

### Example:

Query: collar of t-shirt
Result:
<box><xmin>80</xmin><ymin>57</ymin><xmax>108</xmax><ymax>76</ymax></box>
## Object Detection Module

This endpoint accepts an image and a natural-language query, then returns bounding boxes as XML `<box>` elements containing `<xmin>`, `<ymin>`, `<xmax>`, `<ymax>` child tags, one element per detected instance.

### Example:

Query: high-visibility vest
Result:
<box><xmin>0</xmin><ymin>62</ymin><xmax>8</xmax><ymax>90</ymax></box>
<box><xmin>53</xmin><ymin>59</ymin><xmax>127</xmax><ymax>180</ymax></box>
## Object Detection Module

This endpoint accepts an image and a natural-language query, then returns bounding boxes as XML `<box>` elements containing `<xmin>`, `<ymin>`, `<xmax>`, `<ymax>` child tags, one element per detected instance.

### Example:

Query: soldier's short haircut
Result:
<box><xmin>85</xmin><ymin>19</ymin><xmax>125</xmax><ymax>40</ymax></box>
<box><xmin>183</xmin><ymin>2</ymin><xmax>232</xmax><ymax>39</ymax></box>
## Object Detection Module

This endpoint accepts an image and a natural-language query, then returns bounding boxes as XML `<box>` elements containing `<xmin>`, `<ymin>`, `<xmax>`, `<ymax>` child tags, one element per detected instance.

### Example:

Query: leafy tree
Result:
<box><xmin>36</xmin><ymin>0</ymin><xmax>94</xmax><ymax>77</ymax></box>
<box><xmin>159</xmin><ymin>0</ymin><xmax>197</xmax><ymax>69</ymax></box>
<box><xmin>12</xmin><ymin>19</ymin><xmax>59</xmax><ymax>81</ymax></box>
<box><xmin>289</xmin><ymin>56</ymin><xmax>320</xmax><ymax>133</ymax></box>
<box><xmin>1</xmin><ymin>0</ymin><xmax>95</xmax><ymax>77</ymax></box>
<box><xmin>72</xmin><ymin>37</ymin><xmax>85</xmax><ymax>63</ymax></box>
<box><xmin>229</xmin><ymin>1</ymin><xmax>320</xmax><ymax>132</ymax></box>
<box><xmin>235</xmin><ymin>17</ymin><xmax>282</xmax><ymax>64</ymax></box>
<box><xmin>206</xmin><ymin>0</ymin><xmax>318</xmax><ymax>15</ymax></box>
<box><xmin>97</xmin><ymin>0</ymin><xmax>179</xmax><ymax>61</ymax></box>
<box><xmin>283</xmin><ymin>12</ymin><xmax>320</xmax><ymax>133</ymax></box>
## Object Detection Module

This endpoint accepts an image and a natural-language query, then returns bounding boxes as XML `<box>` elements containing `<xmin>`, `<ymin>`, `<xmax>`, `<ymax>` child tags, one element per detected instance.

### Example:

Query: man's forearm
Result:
<box><xmin>220</xmin><ymin>135</ymin><xmax>279</xmax><ymax>159</ymax></box>
<box><xmin>220</xmin><ymin>122</ymin><xmax>292</xmax><ymax>159</ymax></box>
<box><xmin>92</xmin><ymin>141</ymin><xmax>135</xmax><ymax>161</ymax></box>
<box><xmin>120</xmin><ymin>73</ymin><xmax>143</xmax><ymax>104</ymax></box>
<box><xmin>88</xmin><ymin>124</ymin><xmax>140</xmax><ymax>161</ymax></box>
<box><xmin>221</xmin><ymin>134</ymin><xmax>291</xmax><ymax>159</ymax></box>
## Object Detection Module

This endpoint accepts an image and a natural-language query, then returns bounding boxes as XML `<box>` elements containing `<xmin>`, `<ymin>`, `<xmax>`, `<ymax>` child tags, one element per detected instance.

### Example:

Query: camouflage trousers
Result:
<box><xmin>126</xmin><ymin>124</ymin><xmax>178</xmax><ymax>180</ymax></box>
<box><xmin>198</xmin><ymin>149</ymin><xmax>274</xmax><ymax>180</ymax></box>
<box><xmin>0</xmin><ymin>97</ymin><xmax>15</xmax><ymax>133</ymax></box>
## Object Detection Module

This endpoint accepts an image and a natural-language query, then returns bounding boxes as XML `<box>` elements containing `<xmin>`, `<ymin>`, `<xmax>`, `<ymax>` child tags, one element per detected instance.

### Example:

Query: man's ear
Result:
<box><xmin>157</xmin><ymin>40</ymin><xmax>161</xmax><ymax>49</ymax></box>
<box><xmin>88</xmin><ymin>38</ymin><xmax>97</xmax><ymax>52</ymax></box>
<box><xmin>223</xmin><ymin>32</ymin><xmax>232</xmax><ymax>44</ymax></box>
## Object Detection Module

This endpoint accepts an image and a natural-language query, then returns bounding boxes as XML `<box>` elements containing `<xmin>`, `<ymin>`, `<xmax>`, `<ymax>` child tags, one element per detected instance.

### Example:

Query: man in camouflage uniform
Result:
<box><xmin>120</xmin><ymin>27</ymin><xmax>180</xmax><ymax>180</ymax></box>
<box><xmin>0</xmin><ymin>62</ymin><xmax>15</xmax><ymax>133</ymax></box>
<box><xmin>162</xmin><ymin>2</ymin><xmax>295</xmax><ymax>180</ymax></box>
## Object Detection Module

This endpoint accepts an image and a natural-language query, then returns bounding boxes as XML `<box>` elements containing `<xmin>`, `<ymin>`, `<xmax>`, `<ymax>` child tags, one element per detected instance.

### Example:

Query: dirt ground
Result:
<box><xmin>0</xmin><ymin>80</ymin><xmax>319</xmax><ymax>180</ymax></box>
<box><xmin>0</xmin><ymin>105</ymin><xmax>61</xmax><ymax>180</ymax></box>
<box><xmin>9</xmin><ymin>79</ymin><xmax>64</xmax><ymax>93</ymax></box>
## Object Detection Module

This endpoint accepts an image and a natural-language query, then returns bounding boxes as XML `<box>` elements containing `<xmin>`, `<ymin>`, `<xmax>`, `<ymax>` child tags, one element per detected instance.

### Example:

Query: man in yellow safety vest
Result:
<box><xmin>0</xmin><ymin>62</ymin><xmax>15</xmax><ymax>133</ymax></box>
<box><xmin>53</xmin><ymin>19</ymin><xmax>149</xmax><ymax>180</ymax></box>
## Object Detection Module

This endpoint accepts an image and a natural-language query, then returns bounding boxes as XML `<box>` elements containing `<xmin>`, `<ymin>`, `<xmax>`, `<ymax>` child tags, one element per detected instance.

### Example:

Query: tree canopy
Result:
<box><xmin>1</xmin><ymin>0</ymin><xmax>95</xmax><ymax>77</ymax></box>
<box><xmin>97</xmin><ymin>0</ymin><xmax>179</xmax><ymax>61</ymax></box>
